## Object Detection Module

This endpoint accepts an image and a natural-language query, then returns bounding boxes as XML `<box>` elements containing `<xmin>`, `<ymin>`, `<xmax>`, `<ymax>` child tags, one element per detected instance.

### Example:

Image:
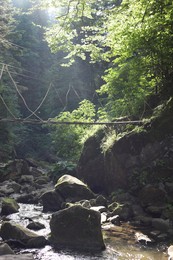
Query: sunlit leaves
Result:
<box><xmin>50</xmin><ymin>99</ymin><xmax>96</xmax><ymax>160</ymax></box>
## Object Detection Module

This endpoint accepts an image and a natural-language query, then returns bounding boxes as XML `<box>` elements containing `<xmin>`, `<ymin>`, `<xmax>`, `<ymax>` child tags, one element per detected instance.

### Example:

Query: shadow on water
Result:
<box><xmin>7</xmin><ymin>203</ymin><xmax>168</xmax><ymax>260</ymax></box>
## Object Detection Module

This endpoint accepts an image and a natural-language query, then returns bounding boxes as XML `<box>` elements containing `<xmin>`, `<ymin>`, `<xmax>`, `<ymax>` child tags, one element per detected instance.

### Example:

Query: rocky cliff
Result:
<box><xmin>77</xmin><ymin>98</ymin><xmax>173</xmax><ymax>196</ymax></box>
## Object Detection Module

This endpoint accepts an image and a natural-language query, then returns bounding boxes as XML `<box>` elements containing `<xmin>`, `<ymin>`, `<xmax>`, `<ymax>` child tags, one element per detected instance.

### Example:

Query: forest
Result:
<box><xmin>0</xmin><ymin>0</ymin><xmax>173</xmax><ymax>259</ymax></box>
<box><xmin>1</xmin><ymin>0</ymin><xmax>172</xmax><ymax>165</ymax></box>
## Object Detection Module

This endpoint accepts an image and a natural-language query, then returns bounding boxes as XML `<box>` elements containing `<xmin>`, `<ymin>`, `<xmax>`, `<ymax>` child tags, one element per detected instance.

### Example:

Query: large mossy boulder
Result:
<box><xmin>0</xmin><ymin>222</ymin><xmax>47</xmax><ymax>248</ymax></box>
<box><xmin>49</xmin><ymin>205</ymin><xmax>105</xmax><ymax>251</ymax></box>
<box><xmin>55</xmin><ymin>175</ymin><xmax>95</xmax><ymax>202</ymax></box>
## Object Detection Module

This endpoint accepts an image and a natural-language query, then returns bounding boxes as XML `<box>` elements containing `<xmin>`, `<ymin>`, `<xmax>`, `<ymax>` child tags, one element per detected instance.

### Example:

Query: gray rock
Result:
<box><xmin>50</xmin><ymin>205</ymin><xmax>105</xmax><ymax>251</ymax></box>
<box><xmin>41</xmin><ymin>190</ymin><xmax>64</xmax><ymax>212</ymax></box>
<box><xmin>0</xmin><ymin>243</ymin><xmax>14</xmax><ymax>255</ymax></box>
<box><xmin>55</xmin><ymin>175</ymin><xmax>95</xmax><ymax>202</ymax></box>
<box><xmin>1</xmin><ymin>198</ymin><xmax>20</xmax><ymax>215</ymax></box>
<box><xmin>26</xmin><ymin>221</ymin><xmax>45</xmax><ymax>231</ymax></box>
<box><xmin>139</xmin><ymin>185</ymin><xmax>166</xmax><ymax>207</ymax></box>
<box><xmin>152</xmin><ymin>218</ymin><xmax>170</xmax><ymax>233</ymax></box>
<box><xmin>0</xmin><ymin>222</ymin><xmax>47</xmax><ymax>248</ymax></box>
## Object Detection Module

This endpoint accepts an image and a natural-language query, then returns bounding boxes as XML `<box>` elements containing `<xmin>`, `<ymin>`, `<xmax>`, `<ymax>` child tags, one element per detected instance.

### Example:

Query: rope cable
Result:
<box><xmin>24</xmin><ymin>82</ymin><xmax>52</xmax><ymax>120</ymax></box>
<box><xmin>0</xmin><ymin>95</ymin><xmax>17</xmax><ymax>119</ymax></box>
<box><xmin>5</xmin><ymin>65</ymin><xmax>43</xmax><ymax>122</ymax></box>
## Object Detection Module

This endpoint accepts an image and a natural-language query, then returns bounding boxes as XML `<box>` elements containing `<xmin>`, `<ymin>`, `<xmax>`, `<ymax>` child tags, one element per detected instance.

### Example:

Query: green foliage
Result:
<box><xmin>49</xmin><ymin>160</ymin><xmax>76</xmax><ymax>183</ymax></box>
<box><xmin>37</xmin><ymin>0</ymin><xmax>173</xmax><ymax>118</ymax></box>
<box><xmin>50</xmin><ymin>99</ymin><xmax>96</xmax><ymax>161</ymax></box>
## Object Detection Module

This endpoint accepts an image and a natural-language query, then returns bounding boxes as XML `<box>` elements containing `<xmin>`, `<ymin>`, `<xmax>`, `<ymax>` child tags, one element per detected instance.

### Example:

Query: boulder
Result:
<box><xmin>1</xmin><ymin>198</ymin><xmax>20</xmax><ymax>215</ymax></box>
<box><xmin>0</xmin><ymin>255</ymin><xmax>34</xmax><ymax>260</ymax></box>
<box><xmin>49</xmin><ymin>205</ymin><xmax>105</xmax><ymax>251</ymax></box>
<box><xmin>77</xmin><ymin>131</ymin><xmax>105</xmax><ymax>193</ymax></box>
<box><xmin>151</xmin><ymin>218</ymin><xmax>170</xmax><ymax>233</ymax></box>
<box><xmin>26</xmin><ymin>221</ymin><xmax>45</xmax><ymax>231</ymax></box>
<box><xmin>55</xmin><ymin>175</ymin><xmax>95</xmax><ymax>202</ymax></box>
<box><xmin>41</xmin><ymin>190</ymin><xmax>64</xmax><ymax>212</ymax></box>
<box><xmin>0</xmin><ymin>222</ymin><xmax>47</xmax><ymax>248</ymax></box>
<box><xmin>139</xmin><ymin>185</ymin><xmax>166</xmax><ymax>207</ymax></box>
<box><xmin>0</xmin><ymin>243</ymin><xmax>14</xmax><ymax>255</ymax></box>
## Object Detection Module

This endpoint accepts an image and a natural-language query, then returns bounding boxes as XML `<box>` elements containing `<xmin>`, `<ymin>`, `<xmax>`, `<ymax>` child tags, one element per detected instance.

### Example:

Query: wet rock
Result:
<box><xmin>1</xmin><ymin>198</ymin><xmax>20</xmax><ymax>215</ymax></box>
<box><xmin>55</xmin><ymin>175</ymin><xmax>95</xmax><ymax>202</ymax></box>
<box><xmin>26</xmin><ymin>221</ymin><xmax>45</xmax><ymax>231</ymax></box>
<box><xmin>0</xmin><ymin>222</ymin><xmax>47</xmax><ymax>248</ymax></box>
<box><xmin>0</xmin><ymin>254</ymin><xmax>34</xmax><ymax>260</ymax></box>
<box><xmin>50</xmin><ymin>205</ymin><xmax>105</xmax><ymax>251</ymax></box>
<box><xmin>41</xmin><ymin>190</ymin><xmax>64</xmax><ymax>212</ymax></box>
<box><xmin>0</xmin><ymin>243</ymin><xmax>14</xmax><ymax>255</ymax></box>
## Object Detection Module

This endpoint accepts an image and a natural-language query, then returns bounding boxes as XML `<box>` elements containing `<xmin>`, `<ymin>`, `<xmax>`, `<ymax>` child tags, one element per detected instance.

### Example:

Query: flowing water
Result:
<box><xmin>6</xmin><ymin>203</ymin><xmax>168</xmax><ymax>260</ymax></box>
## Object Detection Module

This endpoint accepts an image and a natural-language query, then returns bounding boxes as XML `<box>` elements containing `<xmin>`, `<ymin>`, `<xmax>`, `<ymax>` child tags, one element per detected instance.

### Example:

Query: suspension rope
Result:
<box><xmin>24</xmin><ymin>82</ymin><xmax>52</xmax><ymax>120</ymax></box>
<box><xmin>0</xmin><ymin>95</ymin><xmax>17</xmax><ymax>119</ymax></box>
<box><xmin>5</xmin><ymin>65</ymin><xmax>44</xmax><ymax>122</ymax></box>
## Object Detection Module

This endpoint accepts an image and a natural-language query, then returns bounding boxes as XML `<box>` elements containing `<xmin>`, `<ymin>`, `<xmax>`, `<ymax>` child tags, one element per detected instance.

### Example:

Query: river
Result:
<box><xmin>6</xmin><ymin>203</ymin><xmax>168</xmax><ymax>260</ymax></box>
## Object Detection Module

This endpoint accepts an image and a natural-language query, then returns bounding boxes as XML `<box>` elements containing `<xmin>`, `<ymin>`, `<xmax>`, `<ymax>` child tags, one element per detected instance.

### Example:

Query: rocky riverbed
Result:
<box><xmin>0</xmin><ymin>159</ymin><xmax>172</xmax><ymax>259</ymax></box>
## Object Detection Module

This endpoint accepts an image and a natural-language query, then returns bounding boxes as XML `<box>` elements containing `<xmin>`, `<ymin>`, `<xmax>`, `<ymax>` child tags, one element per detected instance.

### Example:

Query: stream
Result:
<box><xmin>3</xmin><ymin>203</ymin><xmax>168</xmax><ymax>259</ymax></box>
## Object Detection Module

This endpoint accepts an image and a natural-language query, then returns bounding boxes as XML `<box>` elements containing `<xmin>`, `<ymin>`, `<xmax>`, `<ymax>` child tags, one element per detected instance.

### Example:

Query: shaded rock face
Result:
<box><xmin>50</xmin><ymin>205</ymin><xmax>105</xmax><ymax>251</ymax></box>
<box><xmin>55</xmin><ymin>175</ymin><xmax>95</xmax><ymax>202</ymax></box>
<box><xmin>77</xmin><ymin>100</ymin><xmax>173</xmax><ymax>195</ymax></box>
<box><xmin>139</xmin><ymin>186</ymin><xmax>167</xmax><ymax>207</ymax></box>
<box><xmin>77</xmin><ymin>133</ymin><xmax>105</xmax><ymax>193</ymax></box>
